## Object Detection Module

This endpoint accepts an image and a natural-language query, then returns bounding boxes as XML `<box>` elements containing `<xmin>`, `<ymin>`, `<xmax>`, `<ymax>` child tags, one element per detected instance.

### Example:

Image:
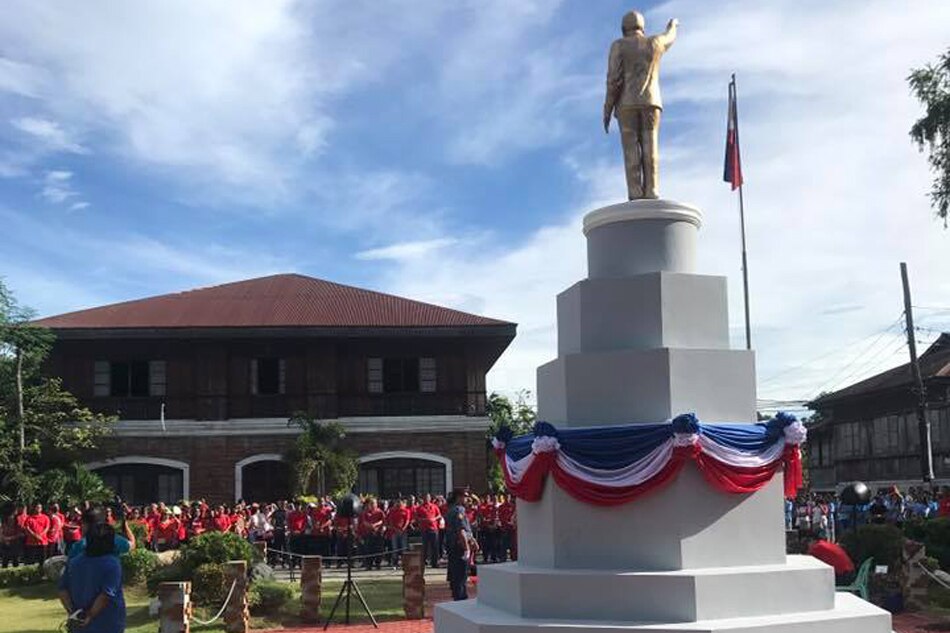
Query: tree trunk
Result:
<box><xmin>16</xmin><ymin>346</ymin><xmax>25</xmax><ymax>458</ymax></box>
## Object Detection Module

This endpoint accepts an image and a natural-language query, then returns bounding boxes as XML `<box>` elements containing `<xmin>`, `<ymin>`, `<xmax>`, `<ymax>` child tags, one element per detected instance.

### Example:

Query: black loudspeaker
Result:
<box><xmin>840</xmin><ymin>482</ymin><xmax>871</xmax><ymax>506</ymax></box>
<box><xmin>337</xmin><ymin>493</ymin><xmax>363</xmax><ymax>519</ymax></box>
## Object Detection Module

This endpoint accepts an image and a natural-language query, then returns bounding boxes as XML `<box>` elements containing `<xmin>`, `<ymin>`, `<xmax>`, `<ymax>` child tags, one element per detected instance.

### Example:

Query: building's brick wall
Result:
<box><xmin>95</xmin><ymin>430</ymin><xmax>489</xmax><ymax>504</ymax></box>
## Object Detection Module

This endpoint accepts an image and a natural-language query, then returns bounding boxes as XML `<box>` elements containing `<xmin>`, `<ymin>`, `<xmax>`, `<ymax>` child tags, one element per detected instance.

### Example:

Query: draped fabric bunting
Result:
<box><xmin>492</xmin><ymin>412</ymin><xmax>806</xmax><ymax>506</ymax></box>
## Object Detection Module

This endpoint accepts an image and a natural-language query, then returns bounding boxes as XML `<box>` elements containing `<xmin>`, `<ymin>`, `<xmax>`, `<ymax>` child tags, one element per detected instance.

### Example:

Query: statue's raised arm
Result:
<box><xmin>603</xmin><ymin>11</ymin><xmax>678</xmax><ymax>200</ymax></box>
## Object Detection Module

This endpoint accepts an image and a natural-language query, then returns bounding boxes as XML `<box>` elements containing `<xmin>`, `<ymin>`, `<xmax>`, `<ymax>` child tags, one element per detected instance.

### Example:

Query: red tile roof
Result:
<box><xmin>33</xmin><ymin>274</ymin><xmax>513</xmax><ymax>330</ymax></box>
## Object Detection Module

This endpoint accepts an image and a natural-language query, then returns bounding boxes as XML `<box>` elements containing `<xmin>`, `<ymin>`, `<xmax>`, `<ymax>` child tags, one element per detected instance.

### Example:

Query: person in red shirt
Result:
<box><xmin>497</xmin><ymin>495</ymin><xmax>517</xmax><ymax>562</ymax></box>
<box><xmin>806</xmin><ymin>536</ymin><xmax>855</xmax><ymax>582</ymax></box>
<box><xmin>358</xmin><ymin>498</ymin><xmax>385</xmax><ymax>570</ymax></box>
<box><xmin>476</xmin><ymin>495</ymin><xmax>499</xmax><ymax>563</ymax></box>
<box><xmin>332</xmin><ymin>508</ymin><xmax>353</xmax><ymax>568</ymax></box>
<box><xmin>386</xmin><ymin>499</ymin><xmax>412</xmax><ymax>567</ymax></box>
<box><xmin>154</xmin><ymin>509</ymin><xmax>180</xmax><ymax>552</ymax></box>
<box><xmin>310</xmin><ymin>503</ymin><xmax>333</xmax><ymax>557</ymax></box>
<box><xmin>47</xmin><ymin>503</ymin><xmax>65</xmax><ymax>556</ymax></box>
<box><xmin>23</xmin><ymin>503</ymin><xmax>51</xmax><ymax>566</ymax></box>
<box><xmin>15</xmin><ymin>505</ymin><xmax>28</xmax><ymax>530</ymax></box>
<box><xmin>62</xmin><ymin>508</ymin><xmax>84</xmax><ymax>553</ymax></box>
<box><xmin>938</xmin><ymin>487</ymin><xmax>950</xmax><ymax>518</ymax></box>
<box><xmin>415</xmin><ymin>494</ymin><xmax>442</xmax><ymax>568</ymax></box>
<box><xmin>286</xmin><ymin>503</ymin><xmax>308</xmax><ymax>568</ymax></box>
<box><xmin>211</xmin><ymin>506</ymin><xmax>232</xmax><ymax>533</ymax></box>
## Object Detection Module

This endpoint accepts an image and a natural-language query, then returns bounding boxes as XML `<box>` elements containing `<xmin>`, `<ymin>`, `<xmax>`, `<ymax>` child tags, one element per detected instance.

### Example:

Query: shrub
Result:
<box><xmin>248</xmin><ymin>580</ymin><xmax>293</xmax><ymax>615</ymax></box>
<box><xmin>191</xmin><ymin>563</ymin><xmax>229</xmax><ymax>607</ymax></box>
<box><xmin>179</xmin><ymin>532</ymin><xmax>254</xmax><ymax>577</ymax></box>
<box><xmin>904</xmin><ymin>517</ymin><xmax>950</xmax><ymax>571</ymax></box>
<box><xmin>0</xmin><ymin>565</ymin><xmax>46</xmax><ymax>588</ymax></box>
<box><xmin>127</xmin><ymin>521</ymin><xmax>149</xmax><ymax>546</ymax></box>
<box><xmin>146</xmin><ymin>561</ymin><xmax>188</xmax><ymax>595</ymax></box>
<box><xmin>840</xmin><ymin>524</ymin><xmax>904</xmax><ymax>571</ymax></box>
<box><xmin>121</xmin><ymin>548</ymin><xmax>159</xmax><ymax>586</ymax></box>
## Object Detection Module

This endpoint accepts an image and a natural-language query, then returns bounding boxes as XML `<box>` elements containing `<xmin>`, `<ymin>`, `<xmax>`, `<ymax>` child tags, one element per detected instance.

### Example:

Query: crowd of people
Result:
<box><xmin>0</xmin><ymin>491</ymin><xmax>518</xmax><ymax>572</ymax></box>
<box><xmin>786</xmin><ymin>485</ymin><xmax>950</xmax><ymax>542</ymax></box>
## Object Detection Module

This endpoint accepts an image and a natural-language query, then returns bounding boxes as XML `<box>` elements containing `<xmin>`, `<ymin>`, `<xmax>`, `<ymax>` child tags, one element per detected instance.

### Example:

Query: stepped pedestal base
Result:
<box><xmin>436</xmin><ymin>592</ymin><xmax>891</xmax><ymax>633</ymax></box>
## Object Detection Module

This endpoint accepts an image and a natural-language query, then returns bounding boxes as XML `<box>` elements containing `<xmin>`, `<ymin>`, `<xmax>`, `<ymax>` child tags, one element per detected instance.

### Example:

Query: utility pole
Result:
<box><xmin>900</xmin><ymin>262</ymin><xmax>934</xmax><ymax>483</ymax></box>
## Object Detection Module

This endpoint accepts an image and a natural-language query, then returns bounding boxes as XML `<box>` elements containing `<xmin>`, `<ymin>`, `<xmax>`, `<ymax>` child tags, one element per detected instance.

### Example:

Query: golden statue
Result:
<box><xmin>603</xmin><ymin>11</ymin><xmax>678</xmax><ymax>200</ymax></box>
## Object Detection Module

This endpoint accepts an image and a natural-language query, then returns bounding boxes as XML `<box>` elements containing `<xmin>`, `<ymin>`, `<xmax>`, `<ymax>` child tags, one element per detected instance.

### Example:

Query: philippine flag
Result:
<box><xmin>723</xmin><ymin>77</ymin><xmax>743</xmax><ymax>190</ymax></box>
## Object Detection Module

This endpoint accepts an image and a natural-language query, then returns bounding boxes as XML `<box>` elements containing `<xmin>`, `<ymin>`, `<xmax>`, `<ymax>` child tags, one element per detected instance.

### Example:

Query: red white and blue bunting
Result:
<box><xmin>492</xmin><ymin>413</ymin><xmax>806</xmax><ymax>506</ymax></box>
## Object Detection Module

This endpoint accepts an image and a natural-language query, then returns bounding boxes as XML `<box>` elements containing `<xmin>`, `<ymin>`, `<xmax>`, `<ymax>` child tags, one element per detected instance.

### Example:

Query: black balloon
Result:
<box><xmin>337</xmin><ymin>493</ymin><xmax>363</xmax><ymax>518</ymax></box>
<box><xmin>840</xmin><ymin>481</ymin><xmax>871</xmax><ymax>506</ymax></box>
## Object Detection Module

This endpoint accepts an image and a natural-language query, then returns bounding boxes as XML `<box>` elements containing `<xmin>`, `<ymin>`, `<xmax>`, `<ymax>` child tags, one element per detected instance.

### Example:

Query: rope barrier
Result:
<box><xmin>917</xmin><ymin>561</ymin><xmax>950</xmax><ymax>591</ymax></box>
<box><xmin>191</xmin><ymin>579</ymin><xmax>239</xmax><ymax>626</ymax></box>
<box><xmin>267</xmin><ymin>546</ymin><xmax>411</xmax><ymax>562</ymax></box>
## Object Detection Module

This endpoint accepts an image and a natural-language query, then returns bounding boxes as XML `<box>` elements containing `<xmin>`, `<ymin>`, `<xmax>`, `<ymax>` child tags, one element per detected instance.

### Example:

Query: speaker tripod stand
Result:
<box><xmin>323</xmin><ymin>532</ymin><xmax>378</xmax><ymax>630</ymax></box>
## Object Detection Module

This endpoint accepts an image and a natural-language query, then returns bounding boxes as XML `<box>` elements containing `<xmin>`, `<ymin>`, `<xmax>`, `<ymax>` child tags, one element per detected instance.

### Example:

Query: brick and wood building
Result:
<box><xmin>807</xmin><ymin>333</ymin><xmax>950</xmax><ymax>490</ymax></box>
<box><xmin>34</xmin><ymin>274</ymin><xmax>516</xmax><ymax>504</ymax></box>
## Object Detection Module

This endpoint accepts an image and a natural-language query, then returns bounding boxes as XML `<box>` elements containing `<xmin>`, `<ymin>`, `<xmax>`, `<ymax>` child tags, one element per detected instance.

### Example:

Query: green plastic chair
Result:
<box><xmin>837</xmin><ymin>557</ymin><xmax>874</xmax><ymax>601</ymax></box>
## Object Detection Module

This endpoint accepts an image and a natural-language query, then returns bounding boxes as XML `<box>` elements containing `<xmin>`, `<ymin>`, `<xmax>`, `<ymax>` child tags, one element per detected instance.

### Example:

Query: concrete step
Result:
<box><xmin>435</xmin><ymin>592</ymin><xmax>891</xmax><ymax>633</ymax></box>
<box><xmin>476</xmin><ymin>556</ymin><xmax>835</xmax><ymax>623</ymax></box>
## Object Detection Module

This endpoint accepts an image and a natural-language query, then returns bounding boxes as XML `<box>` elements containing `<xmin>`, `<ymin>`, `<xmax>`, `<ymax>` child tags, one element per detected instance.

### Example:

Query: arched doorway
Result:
<box><xmin>357</xmin><ymin>451</ymin><xmax>452</xmax><ymax>499</ymax></box>
<box><xmin>86</xmin><ymin>456</ymin><xmax>189</xmax><ymax>505</ymax></box>
<box><xmin>234</xmin><ymin>454</ymin><xmax>290</xmax><ymax>502</ymax></box>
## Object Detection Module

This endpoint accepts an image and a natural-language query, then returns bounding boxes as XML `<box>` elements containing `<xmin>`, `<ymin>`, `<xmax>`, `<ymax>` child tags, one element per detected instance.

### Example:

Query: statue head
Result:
<box><xmin>621</xmin><ymin>10</ymin><xmax>645</xmax><ymax>35</ymax></box>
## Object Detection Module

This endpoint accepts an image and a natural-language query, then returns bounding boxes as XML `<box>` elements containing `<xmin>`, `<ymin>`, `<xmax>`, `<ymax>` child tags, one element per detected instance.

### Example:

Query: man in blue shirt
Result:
<box><xmin>67</xmin><ymin>508</ymin><xmax>135</xmax><ymax>559</ymax></box>
<box><xmin>445</xmin><ymin>488</ymin><xmax>475</xmax><ymax>601</ymax></box>
<box><xmin>58</xmin><ymin>522</ymin><xmax>125</xmax><ymax>633</ymax></box>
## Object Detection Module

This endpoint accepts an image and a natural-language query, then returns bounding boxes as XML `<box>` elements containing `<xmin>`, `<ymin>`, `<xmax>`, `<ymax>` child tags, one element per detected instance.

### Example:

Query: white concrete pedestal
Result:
<box><xmin>434</xmin><ymin>199</ymin><xmax>891</xmax><ymax>632</ymax></box>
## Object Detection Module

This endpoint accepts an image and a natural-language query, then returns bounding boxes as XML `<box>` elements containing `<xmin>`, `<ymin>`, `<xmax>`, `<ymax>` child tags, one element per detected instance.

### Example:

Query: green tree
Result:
<box><xmin>0</xmin><ymin>278</ymin><xmax>114</xmax><ymax>503</ymax></box>
<box><xmin>486</xmin><ymin>390</ymin><xmax>537</xmax><ymax>492</ymax></box>
<box><xmin>909</xmin><ymin>48</ymin><xmax>950</xmax><ymax>226</ymax></box>
<box><xmin>286</xmin><ymin>412</ymin><xmax>358</xmax><ymax>498</ymax></box>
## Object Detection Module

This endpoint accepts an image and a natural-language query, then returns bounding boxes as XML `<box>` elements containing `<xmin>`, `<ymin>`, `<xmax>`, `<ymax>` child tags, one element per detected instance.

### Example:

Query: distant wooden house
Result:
<box><xmin>807</xmin><ymin>333</ymin><xmax>950</xmax><ymax>490</ymax></box>
<box><xmin>34</xmin><ymin>274</ymin><xmax>516</xmax><ymax>504</ymax></box>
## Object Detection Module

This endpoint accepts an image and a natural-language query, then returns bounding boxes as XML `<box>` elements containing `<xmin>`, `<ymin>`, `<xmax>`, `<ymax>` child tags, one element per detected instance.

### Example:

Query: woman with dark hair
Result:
<box><xmin>58</xmin><ymin>521</ymin><xmax>125</xmax><ymax>632</ymax></box>
<box><xmin>1</xmin><ymin>507</ymin><xmax>24</xmax><ymax>568</ymax></box>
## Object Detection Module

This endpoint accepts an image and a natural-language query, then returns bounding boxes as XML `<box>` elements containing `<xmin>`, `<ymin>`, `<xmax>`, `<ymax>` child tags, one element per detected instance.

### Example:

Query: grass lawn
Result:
<box><xmin>0</xmin><ymin>578</ymin><xmax>408</xmax><ymax>633</ymax></box>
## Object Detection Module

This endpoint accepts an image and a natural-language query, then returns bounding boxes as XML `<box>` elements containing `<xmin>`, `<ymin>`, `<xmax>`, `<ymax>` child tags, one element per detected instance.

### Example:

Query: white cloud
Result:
<box><xmin>11</xmin><ymin>117</ymin><xmax>86</xmax><ymax>154</ymax></box>
<box><xmin>40</xmin><ymin>170</ymin><xmax>77</xmax><ymax>203</ymax></box>
<box><xmin>69</xmin><ymin>201</ymin><xmax>90</xmax><ymax>212</ymax></box>
<box><xmin>356</xmin><ymin>238</ymin><xmax>458</xmax><ymax>261</ymax></box>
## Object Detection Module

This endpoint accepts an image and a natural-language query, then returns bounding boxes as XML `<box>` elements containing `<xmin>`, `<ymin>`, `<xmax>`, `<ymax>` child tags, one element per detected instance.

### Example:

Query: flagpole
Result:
<box><xmin>732</xmin><ymin>74</ymin><xmax>752</xmax><ymax>351</ymax></box>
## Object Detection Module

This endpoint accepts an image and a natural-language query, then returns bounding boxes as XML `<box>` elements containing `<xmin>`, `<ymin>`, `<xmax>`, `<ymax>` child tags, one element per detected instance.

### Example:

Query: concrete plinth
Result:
<box><xmin>433</xmin><ymin>198</ymin><xmax>890</xmax><ymax>632</ymax></box>
<box><xmin>437</xmin><ymin>593</ymin><xmax>891</xmax><ymax>633</ymax></box>
<box><xmin>517</xmin><ymin>471</ymin><xmax>784</xmax><ymax>571</ymax></box>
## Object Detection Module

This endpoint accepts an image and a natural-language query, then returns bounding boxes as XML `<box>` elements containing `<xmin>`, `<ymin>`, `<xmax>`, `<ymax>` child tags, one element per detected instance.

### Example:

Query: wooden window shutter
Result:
<box><xmin>420</xmin><ymin>357</ymin><xmax>437</xmax><ymax>393</ymax></box>
<box><xmin>94</xmin><ymin>361</ymin><xmax>110</xmax><ymax>397</ymax></box>
<box><xmin>367</xmin><ymin>358</ymin><xmax>383</xmax><ymax>393</ymax></box>
<box><xmin>149</xmin><ymin>360</ymin><xmax>167</xmax><ymax>396</ymax></box>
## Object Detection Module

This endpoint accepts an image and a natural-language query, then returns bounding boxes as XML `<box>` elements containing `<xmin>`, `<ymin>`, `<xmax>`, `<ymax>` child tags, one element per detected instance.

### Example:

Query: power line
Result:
<box><xmin>810</xmin><ymin>319</ymin><xmax>907</xmax><ymax>397</ymax></box>
<box><xmin>819</xmin><ymin>337</ymin><xmax>908</xmax><ymax>396</ymax></box>
<box><xmin>757</xmin><ymin>314</ymin><xmax>905</xmax><ymax>386</ymax></box>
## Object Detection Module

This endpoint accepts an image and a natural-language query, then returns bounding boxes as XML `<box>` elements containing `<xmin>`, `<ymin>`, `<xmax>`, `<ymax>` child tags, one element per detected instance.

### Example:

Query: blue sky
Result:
<box><xmin>1</xmin><ymin>0</ymin><xmax>949</xmax><ymax>410</ymax></box>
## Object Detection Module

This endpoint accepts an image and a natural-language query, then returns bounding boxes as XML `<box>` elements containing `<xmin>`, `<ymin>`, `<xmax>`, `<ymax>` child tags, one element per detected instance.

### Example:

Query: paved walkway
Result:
<box><xmin>893</xmin><ymin>611</ymin><xmax>950</xmax><ymax>632</ymax></box>
<box><xmin>266</xmin><ymin>612</ymin><xmax>948</xmax><ymax>633</ymax></box>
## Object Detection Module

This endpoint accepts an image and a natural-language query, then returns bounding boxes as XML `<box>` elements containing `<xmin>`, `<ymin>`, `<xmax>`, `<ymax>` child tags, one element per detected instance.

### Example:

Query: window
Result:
<box><xmin>97</xmin><ymin>360</ymin><xmax>165</xmax><ymax>397</ymax></box>
<box><xmin>837</xmin><ymin>422</ymin><xmax>858</xmax><ymax>458</ymax></box>
<box><xmin>251</xmin><ymin>358</ymin><xmax>285</xmax><ymax>395</ymax></box>
<box><xmin>383</xmin><ymin>358</ymin><xmax>419</xmax><ymax>393</ymax></box>
<box><xmin>368</xmin><ymin>358</ymin><xmax>383</xmax><ymax>394</ymax></box>
<box><xmin>358</xmin><ymin>458</ymin><xmax>446</xmax><ymax>497</ymax></box>
<box><xmin>420</xmin><ymin>357</ymin><xmax>437</xmax><ymax>393</ymax></box>
<box><xmin>368</xmin><ymin>357</ymin><xmax>437</xmax><ymax>393</ymax></box>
